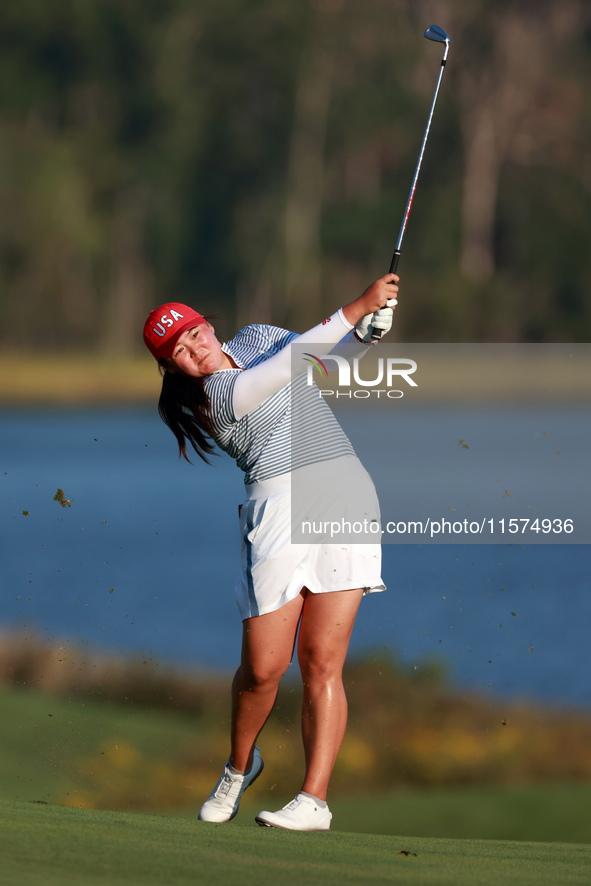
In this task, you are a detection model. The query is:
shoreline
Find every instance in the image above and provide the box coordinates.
[1,349,589,406]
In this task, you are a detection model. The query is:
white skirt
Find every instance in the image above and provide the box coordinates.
[235,456,385,620]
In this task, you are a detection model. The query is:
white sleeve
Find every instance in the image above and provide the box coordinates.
[328,329,375,360]
[232,309,360,420]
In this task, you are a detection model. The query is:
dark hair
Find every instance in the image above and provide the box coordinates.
[157,365,218,463]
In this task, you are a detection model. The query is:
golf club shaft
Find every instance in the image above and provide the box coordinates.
[372,35,449,339]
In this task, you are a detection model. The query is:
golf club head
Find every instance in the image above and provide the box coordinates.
[424,25,450,45]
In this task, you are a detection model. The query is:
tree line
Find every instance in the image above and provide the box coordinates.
[0,0,589,352]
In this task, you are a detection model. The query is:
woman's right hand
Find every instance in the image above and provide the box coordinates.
[341,274,400,327]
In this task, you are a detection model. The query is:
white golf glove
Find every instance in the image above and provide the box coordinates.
[354,300,397,343]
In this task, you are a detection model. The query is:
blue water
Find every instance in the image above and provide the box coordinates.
[1,408,589,708]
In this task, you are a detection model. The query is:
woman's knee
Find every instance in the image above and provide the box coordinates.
[298,644,343,684]
[238,658,288,691]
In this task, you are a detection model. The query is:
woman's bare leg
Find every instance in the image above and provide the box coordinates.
[230,592,305,772]
[297,588,364,800]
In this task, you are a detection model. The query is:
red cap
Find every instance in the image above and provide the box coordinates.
[143,303,207,360]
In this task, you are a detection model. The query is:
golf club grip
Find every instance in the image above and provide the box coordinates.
[371,251,401,340]
[389,250,401,276]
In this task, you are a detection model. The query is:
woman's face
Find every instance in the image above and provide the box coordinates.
[167,323,233,377]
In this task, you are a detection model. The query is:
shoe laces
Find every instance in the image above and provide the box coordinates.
[214,771,241,800]
[284,796,305,812]
[214,777,231,799]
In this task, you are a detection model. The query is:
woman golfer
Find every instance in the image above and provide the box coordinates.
[143,273,398,830]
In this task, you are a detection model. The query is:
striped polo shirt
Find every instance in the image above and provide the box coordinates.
[204,324,356,484]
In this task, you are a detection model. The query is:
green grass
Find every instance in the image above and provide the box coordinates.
[237,783,591,845]
[2,686,591,845]
[1,800,590,886]
[325,784,591,844]
[0,686,209,805]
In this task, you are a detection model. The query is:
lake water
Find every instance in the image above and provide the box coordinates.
[1,407,590,708]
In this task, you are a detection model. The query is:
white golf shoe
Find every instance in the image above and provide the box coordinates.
[198,747,264,823]
[255,793,332,831]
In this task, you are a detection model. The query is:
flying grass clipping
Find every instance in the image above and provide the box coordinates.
[53,487,72,508]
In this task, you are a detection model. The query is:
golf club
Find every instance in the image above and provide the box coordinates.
[372,24,450,340]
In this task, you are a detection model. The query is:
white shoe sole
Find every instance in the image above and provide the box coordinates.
[255,814,330,832]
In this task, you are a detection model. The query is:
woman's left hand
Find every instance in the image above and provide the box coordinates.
[355,305,397,342]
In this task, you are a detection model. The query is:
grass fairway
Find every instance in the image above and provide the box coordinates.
[2,687,591,845]
[1,800,590,886]
[324,784,591,845]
